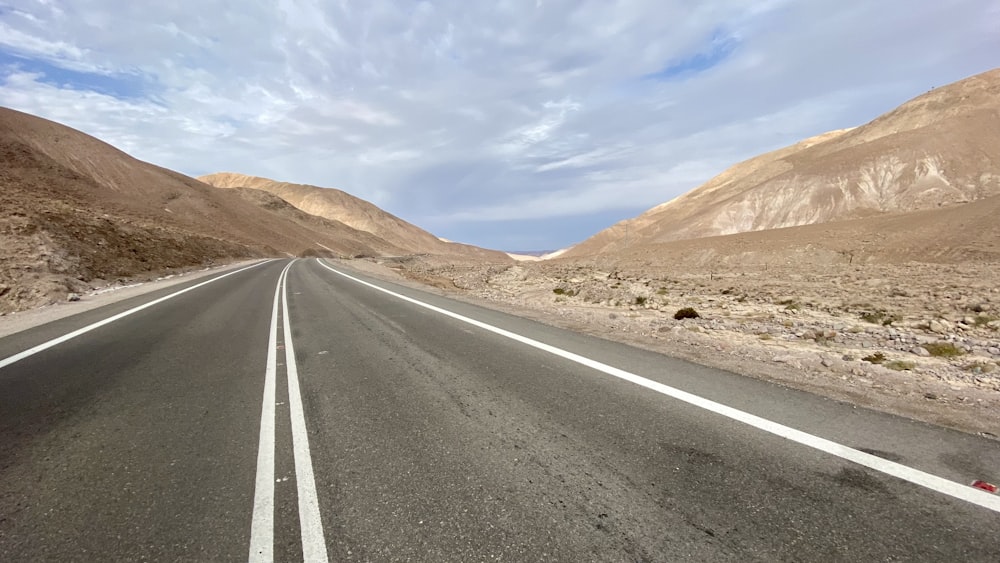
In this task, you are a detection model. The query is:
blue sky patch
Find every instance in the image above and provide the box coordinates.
[0,49,152,101]
[644,31,739,81]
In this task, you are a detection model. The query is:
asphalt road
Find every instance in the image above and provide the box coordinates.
[1,258,999,562]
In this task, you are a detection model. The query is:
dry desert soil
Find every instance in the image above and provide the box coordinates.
[337,254,1000,440]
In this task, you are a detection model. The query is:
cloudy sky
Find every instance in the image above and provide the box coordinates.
[1,1,997,250]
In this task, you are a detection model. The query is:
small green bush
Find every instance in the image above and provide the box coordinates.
[973,315,998,327]
[553,288,576,297]
[923,342,965,358]
[860,310,897,326]
[861,352,886,364]
[634,296,647,306]
[674,307,700,320]
[963,362,995,374]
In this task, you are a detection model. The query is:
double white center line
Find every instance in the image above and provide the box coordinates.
[250,260,328,562]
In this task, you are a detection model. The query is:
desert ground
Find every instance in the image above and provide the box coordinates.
[336,254,1000,439]
[0,260,263,338]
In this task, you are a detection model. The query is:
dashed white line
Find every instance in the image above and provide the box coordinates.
[0,260,271,371]
[315,258,1000,515]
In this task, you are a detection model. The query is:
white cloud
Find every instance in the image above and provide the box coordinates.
[0,0,996,249]
[535,145,633,172]
[359,148,422,165]
[0,23,90,67]
[496,98,582,156]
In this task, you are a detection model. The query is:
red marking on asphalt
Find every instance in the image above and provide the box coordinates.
[971,480,998,493]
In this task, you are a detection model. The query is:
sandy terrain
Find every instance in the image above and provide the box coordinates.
[0,259,261,338]
[337,255,1000,440]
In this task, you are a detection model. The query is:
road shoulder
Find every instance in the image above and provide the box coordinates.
[0,259,263,339]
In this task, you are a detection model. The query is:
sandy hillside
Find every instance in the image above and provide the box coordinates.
[0,107,433,312]
[566,67,1000,257]
[200,172,510,261]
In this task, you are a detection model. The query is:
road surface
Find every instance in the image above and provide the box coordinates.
[1,258,998,561]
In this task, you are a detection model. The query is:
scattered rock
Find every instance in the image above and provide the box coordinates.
[382,257,1000,439]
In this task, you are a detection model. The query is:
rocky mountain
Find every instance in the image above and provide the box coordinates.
[565,67,1000,257]
[199,172,508,260]
[1,107,438,312]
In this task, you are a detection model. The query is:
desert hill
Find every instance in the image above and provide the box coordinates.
[199,172,508,261]
[0,107,428,312]
[588,192,1000,271]
[565,67,1000,257]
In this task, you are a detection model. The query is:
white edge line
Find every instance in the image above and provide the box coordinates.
[315,258,1000,514]
[282,260,330,562]
[0,260,273,371]
[248,262,292,563]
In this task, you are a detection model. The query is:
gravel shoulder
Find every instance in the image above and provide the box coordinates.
[334,256,1000,440]
[0,259,262,339]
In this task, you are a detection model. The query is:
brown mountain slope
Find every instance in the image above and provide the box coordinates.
[565,67,1000,257]
[227,187,410,256]
[0,107,416,312]
[199,172,509,261]
[564,194,1000,272]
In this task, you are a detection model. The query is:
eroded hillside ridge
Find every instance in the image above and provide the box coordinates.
[567,68,1000,257]
[199,172,509,261]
